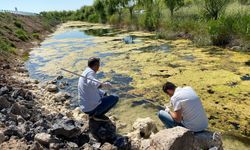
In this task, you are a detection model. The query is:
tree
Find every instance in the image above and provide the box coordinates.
[203,0,230,20]
[93,0,107,23]
[164,0,184,17]
[104,0,120,16]
[123,0,137,20]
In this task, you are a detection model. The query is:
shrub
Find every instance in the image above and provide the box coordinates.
[88,13,99,23]
[32,33,40,39]
[14,21,23,28]
[0,38,15,53]
[202,0,230,20]
[208,19,232,46]
[15,29,29,41]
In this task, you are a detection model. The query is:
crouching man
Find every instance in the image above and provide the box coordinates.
[78,57,119,121]
[158,82,208,132]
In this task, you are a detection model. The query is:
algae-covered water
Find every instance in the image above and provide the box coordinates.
[25,22,250,149]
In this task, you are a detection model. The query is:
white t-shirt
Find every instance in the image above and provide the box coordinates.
[78,67,102,112]
[171,87,208,132]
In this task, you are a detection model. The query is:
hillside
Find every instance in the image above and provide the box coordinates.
[0,13,58,57]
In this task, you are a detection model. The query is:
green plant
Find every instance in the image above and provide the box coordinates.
[94,0,107,23]
[14,21,23,28]
[208,19,232,46]
[238,0,250,5]
[88,13,99,23]
[202,0,230,20]
[32,33,40,39]
[15,29,29,41]
[164,0,184,17]
[0,38,15,52]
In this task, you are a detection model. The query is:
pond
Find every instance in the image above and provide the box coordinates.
[25,22,250,149]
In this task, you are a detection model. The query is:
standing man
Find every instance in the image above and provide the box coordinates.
[158,82,208,132]
[78,57,119,121]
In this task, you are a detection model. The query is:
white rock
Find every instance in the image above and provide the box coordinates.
[34,133,56,146]
[46,84,58,93]
[132,117,158,138]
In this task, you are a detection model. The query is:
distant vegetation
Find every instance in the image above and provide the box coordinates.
[40,0,250,52]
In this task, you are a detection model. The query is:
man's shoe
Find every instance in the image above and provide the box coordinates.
[92,115,109,122]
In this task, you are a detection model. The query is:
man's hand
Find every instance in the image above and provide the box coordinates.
[165,106,170,113]
[102,82,112,89]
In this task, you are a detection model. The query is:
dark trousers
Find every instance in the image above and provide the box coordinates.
[85,95,119,116]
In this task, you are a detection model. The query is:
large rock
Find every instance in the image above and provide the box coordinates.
[149,127,223,150]
[0,86,10,95]
[34,133,58,147]
[132,117,158,138]
[11,88,25,99]
[53,92,71,102]
[0,132,5,144]
[10,103,30,120]
[193,131,223,150]
[46,84,58,93]
[149,127,194,150]
[0,96,11,109]
[4,125,23,138]
[50,118,81,138]
[89,118,117,144]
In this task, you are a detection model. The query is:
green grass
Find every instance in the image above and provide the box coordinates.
[0,38,15,53]
[15,29,29,41]
[32,33,40,39]
[14,21,23,29]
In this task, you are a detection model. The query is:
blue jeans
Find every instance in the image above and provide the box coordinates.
[85,95,119,116]
[158,110,183,128]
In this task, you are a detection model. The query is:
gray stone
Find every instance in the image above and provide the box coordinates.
[140,139,151,150]
[67,142,78,148]
[46,84,58,93]
[54,92,71,102]
[30,141,44,150]
[24,91,34,101]
[0,132,5,144]
[4,125,23,138]
[149,127,194,150]
[132,117,158,138]
[11,88,25,99]
[89,118,116,143]
[17,67,28,73]
[34,80,39,84]
[81,143,94,150]
[114,135,131,150]
[17,115,25,124]
[56,75,63,80]
[100,142,117,150]
[34,133,58,147]
[10,103,30,120]
[2,64,10,69]
[193,131,223,150]
[149,127,223,150]
[0,86,9,95]
[50,118,81,138]
[0,96,11,109]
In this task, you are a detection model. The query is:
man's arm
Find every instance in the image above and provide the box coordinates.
[170,110,182,123]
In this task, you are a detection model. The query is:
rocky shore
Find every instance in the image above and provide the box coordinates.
[0,62,223,149]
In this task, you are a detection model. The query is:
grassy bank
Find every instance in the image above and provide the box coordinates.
[0,12,59,56]
[41,0,250,52]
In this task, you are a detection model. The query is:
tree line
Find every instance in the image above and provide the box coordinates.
[41,0,250,51]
